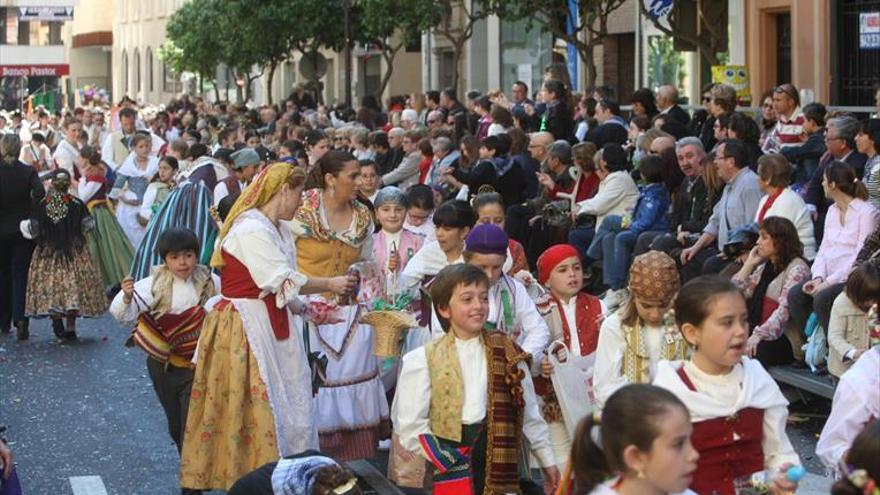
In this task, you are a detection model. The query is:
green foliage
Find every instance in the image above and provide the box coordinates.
[647,36,685,90]
[164,0,225,79]
[358,0,440,47]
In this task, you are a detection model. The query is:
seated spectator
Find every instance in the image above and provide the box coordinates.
[781,102,827,186]
[403,183,436,241]
[805,116,868,244]
[789,162,880,346]
[755,153,817,259]
[655,84,690,127]
[627,114,652,165]
[584,99,628,148]
[827,260,880,378]
[424,136,459,187]
[733,217,811,367]
[440,135,497,200]
[701,83,737,151]
[757,89,778,148]
[506,128,540,200]
[588,154,670,309]
[523,140,578,266]
[568,144,639,262]
[573,94,597,143]
[571,142,601,203]
[712,111,731,150]
[505,131,554,248]
[474,96,493,139]
[690,82,717,144]
[539,79,574,143]
[640,137,723,257]
[488,104,514,136]
[630,88,658,120]
[856,118,880,210]
[415,137,434,185]
[381,129,423,190]
[727,112,763,171]
[680,139,763,282]
[762,83,805,154]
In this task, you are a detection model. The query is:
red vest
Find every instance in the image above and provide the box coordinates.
[677,367,765,495]
[223,176,242,196]
[218,251,289,340]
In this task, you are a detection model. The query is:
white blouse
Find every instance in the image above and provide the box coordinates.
[109,273,221,326]
[593,312,664,408]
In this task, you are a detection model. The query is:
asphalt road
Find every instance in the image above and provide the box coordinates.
[0,314,833,494]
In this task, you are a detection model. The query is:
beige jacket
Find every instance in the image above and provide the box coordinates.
[827,293,871,378]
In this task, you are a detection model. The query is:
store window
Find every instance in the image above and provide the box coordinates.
[500,19,553,100]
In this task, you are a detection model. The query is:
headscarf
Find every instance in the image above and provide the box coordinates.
[373,186,406,208]
[46,170,73,224]
[465,223,508,256]
[210,162,302,268]
[270,453,356,495]
[628,250,680,305]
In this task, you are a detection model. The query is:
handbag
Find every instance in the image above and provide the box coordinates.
[547,341,596,437]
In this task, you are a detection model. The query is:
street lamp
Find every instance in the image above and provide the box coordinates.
[343,0,352,108]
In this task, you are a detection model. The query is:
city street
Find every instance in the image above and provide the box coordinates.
[2,315,834,494]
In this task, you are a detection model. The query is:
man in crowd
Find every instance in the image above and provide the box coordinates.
[656,85,690,126]
[679,139,763,281]
[762,83,805,154]
[101,107,138,172]
[585,99,628,148]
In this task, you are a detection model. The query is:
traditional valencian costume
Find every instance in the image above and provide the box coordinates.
[396,327,555,494]
[593,251,689,408]
[110,151,158,248]
[78,172,135,288]
[180,165,318,490]
[289,188,390,461]
[23,170,107,330]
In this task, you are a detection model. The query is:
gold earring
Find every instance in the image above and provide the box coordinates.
[638,470,645,479]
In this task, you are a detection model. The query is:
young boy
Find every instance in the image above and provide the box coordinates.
[533,244,604,469]
[109,227,218,495]
[359,159,381,204]
[455,223,550,367]
[395,264,560,495]
[782,101,827,186]
[403,184,436,242]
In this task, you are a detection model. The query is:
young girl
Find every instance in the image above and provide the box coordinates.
[593,251,688,408]
[23,170,107,341]
[653,275,801,495]
[827,260,880,377]
[534,244,603,470]
[403,184,436,242]
[372,186,425,292]
[829,420,880,495]
[138,156,178,228]
[395,264,559,495]
[400,199,474,294]
[77,148,135,289]
[472,192,528,276]
[558,384,699,495]
[110,132,159,247]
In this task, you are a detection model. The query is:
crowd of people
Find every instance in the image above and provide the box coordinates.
[0,65,879,495]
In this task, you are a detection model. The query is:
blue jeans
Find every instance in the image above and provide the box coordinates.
[587,215,623,261]
[568,226,595,262]
[607,230,638,289]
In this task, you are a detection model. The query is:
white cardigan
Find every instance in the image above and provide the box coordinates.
[755,188,817,260]
[574,170,639,227]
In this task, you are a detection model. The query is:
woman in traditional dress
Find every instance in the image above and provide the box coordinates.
[110,132,158,248]
[23,169,107,340]
[289,150,390,461]
[180,163,356,491]
[77,148,135,289]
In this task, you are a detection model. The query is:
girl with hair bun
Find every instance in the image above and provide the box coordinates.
[560,384,698,495]
[109,131,159,247]
[653,276,801,495]
[77,146,135,289]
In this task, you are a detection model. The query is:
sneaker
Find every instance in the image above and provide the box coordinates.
[602,289,628,311]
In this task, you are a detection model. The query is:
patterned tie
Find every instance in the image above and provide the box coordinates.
[500,286,514,334]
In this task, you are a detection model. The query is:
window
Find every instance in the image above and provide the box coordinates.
[122,50,129,96]
[163,62,182,93]
[134,49,141,94]
[146,47,154,92]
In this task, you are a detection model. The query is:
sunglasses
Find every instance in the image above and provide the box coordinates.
[774,84,798,101]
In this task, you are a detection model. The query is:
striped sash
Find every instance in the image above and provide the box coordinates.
[132,301,206,367]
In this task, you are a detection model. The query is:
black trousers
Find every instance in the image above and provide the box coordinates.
[787,281,844,338]
[754,335,795,368]
[0,235,34,330]
[146,356,194,453]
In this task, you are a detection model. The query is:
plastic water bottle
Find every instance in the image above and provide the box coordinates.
[733,465,806,494]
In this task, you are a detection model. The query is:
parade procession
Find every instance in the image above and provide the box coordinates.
[0,1,879,494]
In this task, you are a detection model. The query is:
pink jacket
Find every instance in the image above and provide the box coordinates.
[372,229,425,273]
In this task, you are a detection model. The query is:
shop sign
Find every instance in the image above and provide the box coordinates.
[0,65,70,77]
[861,12,880,50]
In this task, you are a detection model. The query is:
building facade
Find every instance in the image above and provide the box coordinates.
[0,0,76,111]
[64,0,113,108]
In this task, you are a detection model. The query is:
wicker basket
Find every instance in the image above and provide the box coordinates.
[360,310,418,358]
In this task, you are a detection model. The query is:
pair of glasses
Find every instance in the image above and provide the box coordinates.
[775,84,798,101]
[702,96,711,103]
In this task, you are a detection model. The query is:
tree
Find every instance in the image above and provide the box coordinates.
[164,0,225,96]
[428,0,502,96]
[359,0,440,102]
[502,0,627,89]
[638,0,727,66]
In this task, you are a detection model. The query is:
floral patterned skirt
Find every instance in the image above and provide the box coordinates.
[179,306,279,491]
[25,243,108,317]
